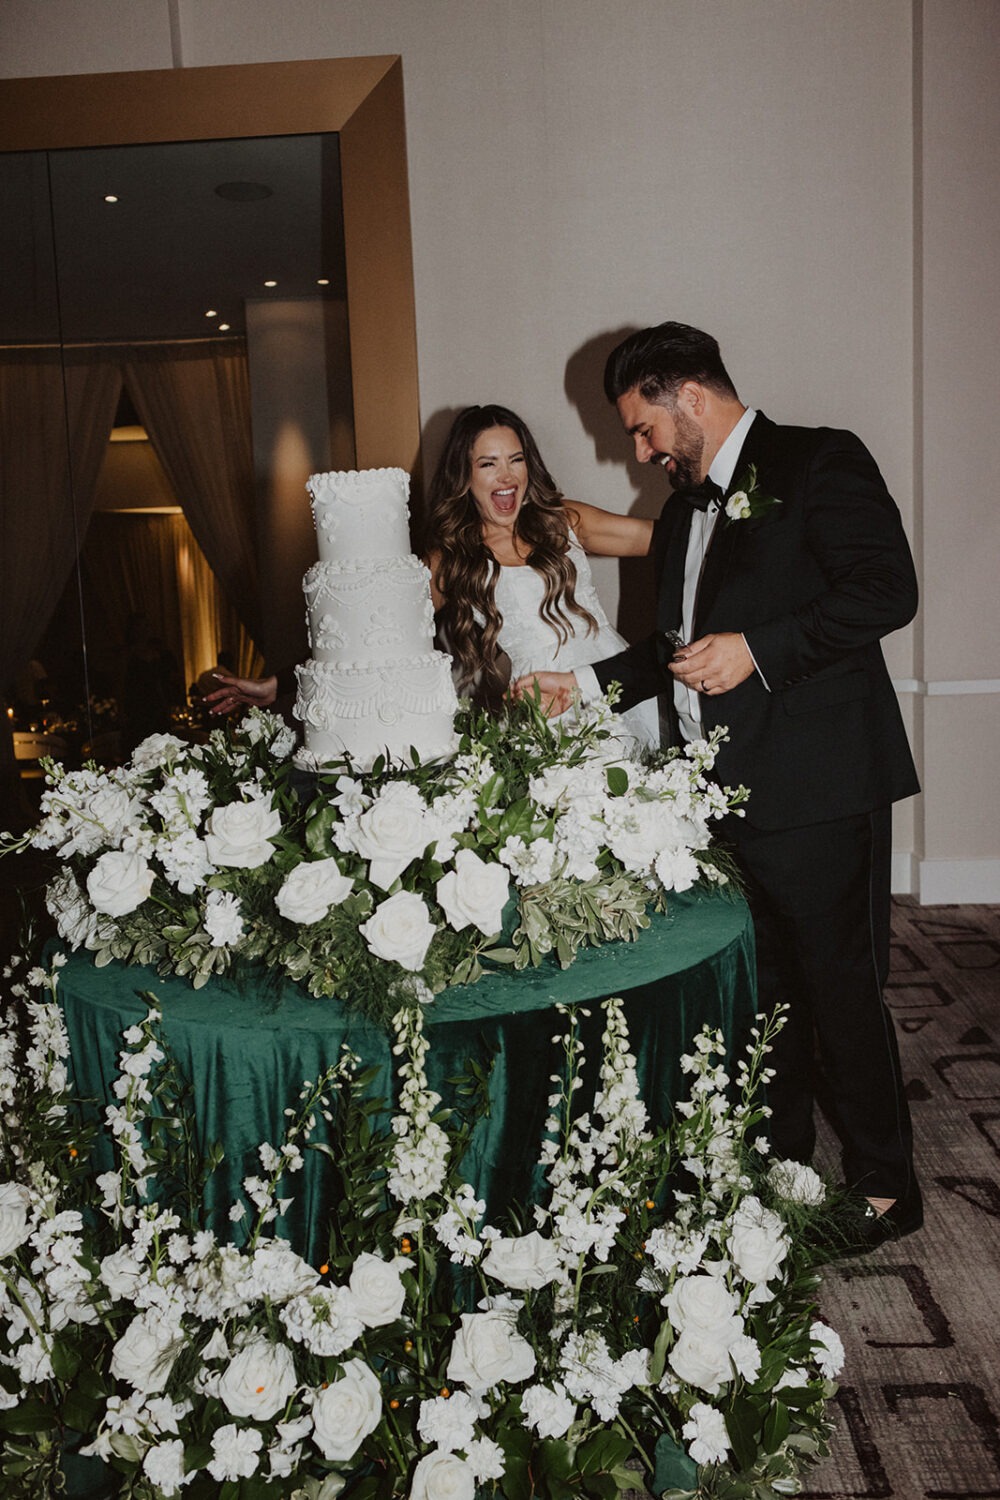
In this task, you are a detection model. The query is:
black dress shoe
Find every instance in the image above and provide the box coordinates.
[835,1182,924,1257]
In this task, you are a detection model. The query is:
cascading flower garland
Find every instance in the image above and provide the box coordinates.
[0,951,843,1500]
[2,694,747,1024]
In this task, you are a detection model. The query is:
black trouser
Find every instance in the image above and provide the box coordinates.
[727,807,915,1198]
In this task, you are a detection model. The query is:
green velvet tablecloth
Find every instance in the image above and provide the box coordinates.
[56,890,756,1262]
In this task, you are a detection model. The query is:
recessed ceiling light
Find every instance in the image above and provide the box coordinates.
[214,181,273,202]
[205,310,218,319]
[316,278,330,286]
[264,280,277,288]
[104,194,119,204]
[218,323,231,332]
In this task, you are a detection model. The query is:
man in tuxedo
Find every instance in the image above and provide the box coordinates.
[519,321,922,1245]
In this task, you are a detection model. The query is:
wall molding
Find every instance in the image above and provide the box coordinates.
[892,678,1000,695]
[891,850,917,896]
[916,858,1000,905]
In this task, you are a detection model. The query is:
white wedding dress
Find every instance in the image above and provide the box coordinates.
[492,533,660,750]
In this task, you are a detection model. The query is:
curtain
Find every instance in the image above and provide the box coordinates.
[122,341,262,645]
[0,349,121,692]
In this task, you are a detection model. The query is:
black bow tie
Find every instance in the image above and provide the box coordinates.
[676,477,723,512]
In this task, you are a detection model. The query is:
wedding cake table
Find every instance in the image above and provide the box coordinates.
[56,890,755,1264]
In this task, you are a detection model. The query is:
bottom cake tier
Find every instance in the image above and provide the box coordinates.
[294,652,460,769]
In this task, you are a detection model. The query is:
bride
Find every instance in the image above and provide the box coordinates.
[422,404,659,747]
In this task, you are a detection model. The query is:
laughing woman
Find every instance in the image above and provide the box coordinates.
[422,404,659,746]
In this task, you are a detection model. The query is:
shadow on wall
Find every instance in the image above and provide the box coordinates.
[564,325,665,644]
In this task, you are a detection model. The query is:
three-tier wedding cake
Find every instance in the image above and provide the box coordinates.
[293,468,459,769]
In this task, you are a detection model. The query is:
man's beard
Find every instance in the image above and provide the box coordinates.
[665,407,705,491]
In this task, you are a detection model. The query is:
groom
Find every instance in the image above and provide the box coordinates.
[518,321,922,1244]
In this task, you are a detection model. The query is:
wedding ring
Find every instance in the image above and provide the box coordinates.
[701,679,708,692]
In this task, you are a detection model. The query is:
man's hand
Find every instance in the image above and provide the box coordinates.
[511,671,578,717]
[669,633,755,696]
[203,673,279,715]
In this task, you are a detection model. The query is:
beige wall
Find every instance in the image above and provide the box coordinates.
[3,0,997,901]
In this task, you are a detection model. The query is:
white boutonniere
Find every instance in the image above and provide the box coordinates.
[725,464,781,524]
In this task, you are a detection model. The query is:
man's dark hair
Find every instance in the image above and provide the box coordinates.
[603,321,739,406]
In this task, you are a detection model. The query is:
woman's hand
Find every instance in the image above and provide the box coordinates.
[511,671,577,716]
[203,673,279,715]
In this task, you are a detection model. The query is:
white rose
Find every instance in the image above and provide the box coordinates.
[665,1274,742,1334]
[311,1359,382,1463]
[481,1231,560,1291]
[728,1197,788,1286]
[446,1308,536,1392]
[352,782,434,889]
[767,1159,827,1206]
[436,849,509,937]
[217,1337,297,1420]
[87,782,140,846]
[410,1450,477,1500]
[87,850,155,917]
[668,1326,741,1394]
[345,1252,410,1328]
[204,795,281,869]
[275,859,353,924]
[0,1183,32,1257]
[109,1311,183,1392]
[522,1381,576,1439]
[360,891,435,971]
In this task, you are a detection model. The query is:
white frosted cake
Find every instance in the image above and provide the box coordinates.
[293,468,459,769]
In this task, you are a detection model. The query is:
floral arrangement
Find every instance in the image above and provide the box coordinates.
[4,696,747,1024]
[724,467,781,525]
[0,951,843,1500]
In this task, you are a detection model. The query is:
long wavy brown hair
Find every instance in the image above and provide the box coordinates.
[422,405,598,706]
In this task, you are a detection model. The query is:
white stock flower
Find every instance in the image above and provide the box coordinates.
[203,890,244,948]
[522,1381,576,1439]
[767,1159,827,1206]
[436,849,509,937]
[345,1251,410,1327]
[204,794,281,869]
[410,1449,477,1500]
[728,1196,788,1287]
[311,1359,382,1463]
[481,1231,561,1291]
[0,1182,32,1257]
[360,890,435,971]
[217,1337,297,1420]
[109,1310,184,1393]
[446,1308,536,1393]
[86,850,155,917]
[155,830,214,893]
[351,781,434,889]
[275,858,353,924]
[683,1401,731,1464]
[810,1320,845,1378]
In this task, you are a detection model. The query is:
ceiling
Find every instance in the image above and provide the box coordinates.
[1,131,346,345]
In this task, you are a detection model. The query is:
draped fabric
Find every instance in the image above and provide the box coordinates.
[0,349,122,691]
[122,341,262,645]
[80,511,261,694]
[54,894,757,1265]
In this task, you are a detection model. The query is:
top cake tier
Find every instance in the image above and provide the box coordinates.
[306,467,412,564]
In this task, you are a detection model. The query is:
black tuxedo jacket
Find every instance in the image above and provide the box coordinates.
[593,414,920,830]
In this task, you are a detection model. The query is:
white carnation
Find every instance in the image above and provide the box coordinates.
[203,890,244,948]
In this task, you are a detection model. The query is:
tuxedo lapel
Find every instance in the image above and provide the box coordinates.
[693,413,776,632]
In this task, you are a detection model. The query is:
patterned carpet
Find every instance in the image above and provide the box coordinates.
[801,899,1000,1500]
